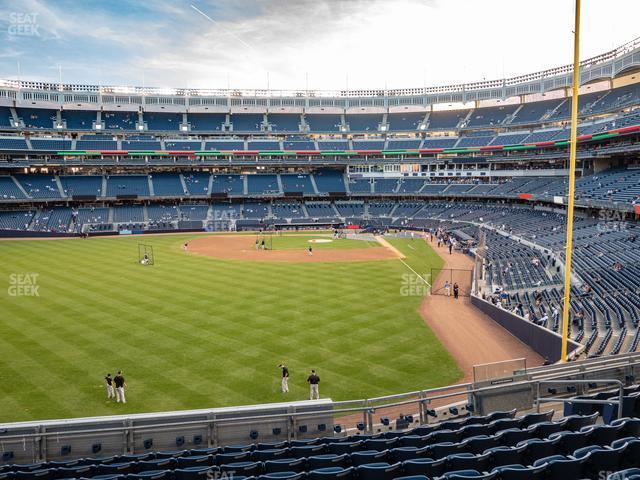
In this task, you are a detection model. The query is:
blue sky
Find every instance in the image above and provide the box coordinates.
[1,0,639,91]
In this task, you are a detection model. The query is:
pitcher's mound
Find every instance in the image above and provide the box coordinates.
[188,235,401,263]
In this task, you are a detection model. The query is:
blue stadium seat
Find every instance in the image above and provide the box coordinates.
[306,454,348,470]
[307,467,354,480]
[573,444,625,478]
[128,470,171,480]
[95,462,135,475]
[532,455,584,478]
[263,458,305,473]
[490,464,546,480]
[290,445,325,458]
[440,469,496,479]
[215,452,252,465]
[258,472,305,480]
[327,442,362,455]
[350,450,390,466]
[446,452,490,472]
[355,462,401,480]
[174,466,217,480]
[402,458,446,478]
[389,446,430,462]
[176,456,211,468]
[220,461,262,476]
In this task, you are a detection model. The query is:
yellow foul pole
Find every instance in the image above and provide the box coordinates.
[561,0,581,362]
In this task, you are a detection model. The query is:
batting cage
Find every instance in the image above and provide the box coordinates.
[430,268,473,296]
[255,232,273,250]
[138,244,155,266]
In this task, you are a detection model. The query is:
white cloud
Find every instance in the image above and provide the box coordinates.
[1,0,639,91]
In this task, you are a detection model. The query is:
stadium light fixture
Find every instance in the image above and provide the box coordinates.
[94,124,102,130]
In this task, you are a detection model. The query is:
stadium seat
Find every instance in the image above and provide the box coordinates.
[446,452,491,472]
[573,444,625,478]
[258,472,305,480]
[350,450,390,466]
[402,458,446,478]
[176,455,212,468]
[307,466,354,480]
[137,458,176,472]
[532,455,584,478]
[128,470,171,480]
[355,462,401,480]
[174,466,216,480]
[95,462,135,475]
[252,449,290,461]
[220,461,262,476]
[484,445,526,468]
[263,458,306,473]
[440,469,496,479]
[490,464,546,480]
[389,446,431,462]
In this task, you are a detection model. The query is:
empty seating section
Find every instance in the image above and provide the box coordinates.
[76,137,117,150]
[113,205,144,223]
[74,208,109,230]
[455,136,494,148]
[0,107,14,127]
[352,140,384,150]
[317,141,349,151]
[122,139,162,150]
[387,139,422,149]
[269,114,301,132]
[248,141,281,151]
[16,108,56,129]
[388,112,425,131]
[283,140,316,151]
[151,174,186,196]
[306,202,337,218]
[524,130,561,143]
[243,201,269,218]
[212,203,242,220]
[373,179,399,193]
[211,175,243,195]
[165,141,202,151]
[247,175,280,195]
[346,114,382,132]
[272,202,305,218]
[0,210,34,230]
[421,138,457,149]
[490,133,530,146]
[106,176,150,197]
[231,114,264,132]
[205,140,245,151]
[60,176,102,197]
[7,407,640,480]
[349,179,372,194]
[465,104,519,128]
[428,110,469,130]
[30,138,72,150]
[62,110,97,129]
[281,174,315,194]
[144,112,182,131]
[368,201,395,216]
[305,115,342,132]
[183,173,211,195]
[147,204,180,221]
[335,201,364,217]
[511,98,565,124]
[180,205,210,220]
[0,137,28,149]
[14,175,61,198]
[102,111,137,130]
[314,170,345,193]
[189,113,226,131]
[0,177,27,199]
[398,179,426,193]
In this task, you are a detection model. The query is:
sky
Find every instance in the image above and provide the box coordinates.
[0,0,638,92]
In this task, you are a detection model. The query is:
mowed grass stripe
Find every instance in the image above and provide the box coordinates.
[0,235,461,421]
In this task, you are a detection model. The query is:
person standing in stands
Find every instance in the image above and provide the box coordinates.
[453,282,459,299]
[105,373,115,400]
[278,364,289,393]
[307,369,320,400]
[114,371,126,403]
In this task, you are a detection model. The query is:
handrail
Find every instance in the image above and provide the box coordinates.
[534,378,624,419]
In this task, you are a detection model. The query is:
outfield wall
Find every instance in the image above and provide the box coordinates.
[470,295,582,363]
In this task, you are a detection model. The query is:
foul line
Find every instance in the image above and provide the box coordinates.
[399,258,431,287]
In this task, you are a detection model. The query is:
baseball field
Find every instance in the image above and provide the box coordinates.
[0,233,461,422]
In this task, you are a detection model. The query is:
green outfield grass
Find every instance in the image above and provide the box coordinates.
[0,234,460,422]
